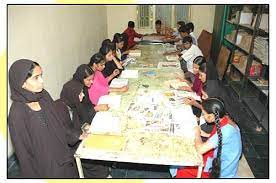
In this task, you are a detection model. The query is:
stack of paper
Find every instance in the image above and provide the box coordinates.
[120,70,139,78]
[166,55,179,61]
[129,50,141,57]
[97,95,121,109]
[91,112,121,134]
[110,78,128,88]
[157,62,180,69]
[259,14,268,32]
[253,36,268,65]
[164,79,189,90]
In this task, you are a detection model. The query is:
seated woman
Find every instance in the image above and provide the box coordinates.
[100,41,124,79]
[56,64,99,136]
[88,53,128,105]
[121,32,130,60]
[8,59,79,178]
[113,33,125,61]
[179,56,208,124]
[56,64,110,178]
[176,98,242,178]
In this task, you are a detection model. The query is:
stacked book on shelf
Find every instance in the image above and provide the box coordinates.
[253,36,268,65]
[236,31,253,52]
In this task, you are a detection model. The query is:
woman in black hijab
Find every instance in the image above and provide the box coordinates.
[56,64,110,178]
[58,64,96,129]
[8,59,79,178]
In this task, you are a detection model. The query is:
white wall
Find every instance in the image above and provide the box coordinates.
[8,5,108,157]
[190,5,216,37]
[107,5,137,39]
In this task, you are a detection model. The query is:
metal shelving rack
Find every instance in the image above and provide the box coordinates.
[222,5,269,131]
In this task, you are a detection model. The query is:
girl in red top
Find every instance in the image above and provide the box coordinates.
[177,56,208,124]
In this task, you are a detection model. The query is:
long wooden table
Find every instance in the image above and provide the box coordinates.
[74,43,203,178]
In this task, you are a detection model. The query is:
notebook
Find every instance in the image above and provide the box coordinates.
[84,134,126,152]
[110,78,128,88]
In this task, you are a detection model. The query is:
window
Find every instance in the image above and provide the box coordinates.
[137,5,190,29]
[137,5,153,28]
[175,5,190,27]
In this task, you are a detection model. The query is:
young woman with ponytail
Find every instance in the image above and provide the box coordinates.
[176,98,242,178]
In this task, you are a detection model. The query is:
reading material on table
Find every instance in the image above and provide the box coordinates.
[122,57,136,67]
[166,55,179,61]
[129,49,141,57]
[158,62,180,69]
[120,70,139,78]
[142,35,165,42]
[97,95,121,109]
[164,79,189,90]
[91,112,121,134]
[83,134,126,152]
[110,78,128,88]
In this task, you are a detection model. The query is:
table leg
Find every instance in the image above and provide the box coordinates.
[197,166,203,178]
[75,154,84,178]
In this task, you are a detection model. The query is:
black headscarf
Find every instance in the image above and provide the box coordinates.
[73,64,93,84]
[8,59,78,177]
[9,59,45,103]
[60,80,83,109]
[60,64,95,127]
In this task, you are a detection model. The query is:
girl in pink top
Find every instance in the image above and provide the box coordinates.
[88,52,128,105]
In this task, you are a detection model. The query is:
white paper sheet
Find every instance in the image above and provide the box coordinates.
[157,62,180,69]
[97,95,121,109]
[120,70,139,78]
[110,78,128,88]
[166,55,179,61]
[129,50,141,57]
[91,112,121,134]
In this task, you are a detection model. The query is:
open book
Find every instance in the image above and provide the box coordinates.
[110,78,128,88]
[120,70,139,78]
[90,112,121,135]
[97,95,121,109]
